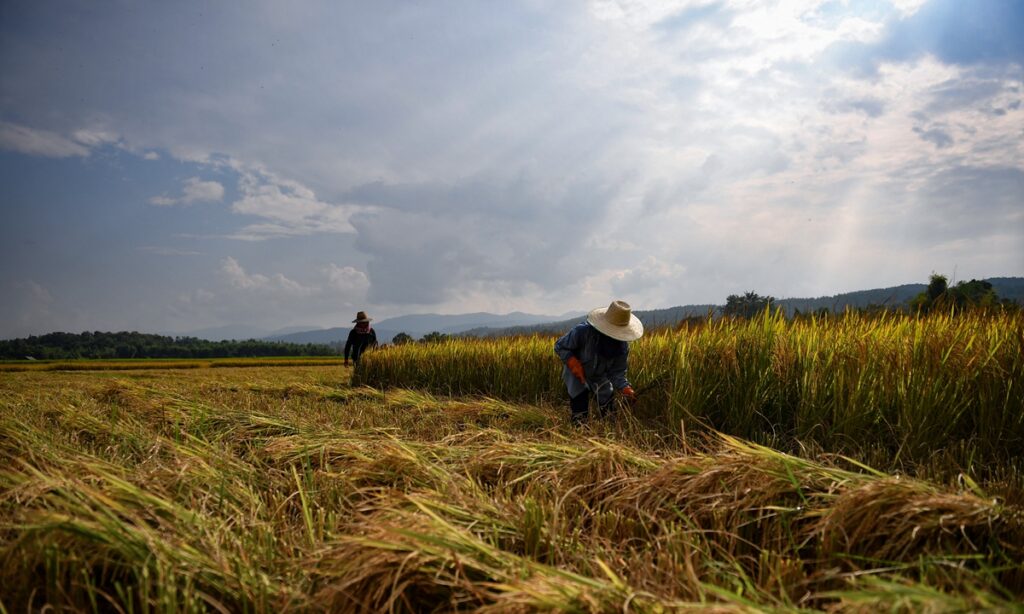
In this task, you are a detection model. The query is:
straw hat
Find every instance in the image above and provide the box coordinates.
[352,311,373,323]
[587,300,643,342]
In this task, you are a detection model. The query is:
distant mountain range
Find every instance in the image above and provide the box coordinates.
[172,277,1023,344]
[174,312,586,344]
[170,324,323,342]
[263,311,585,345]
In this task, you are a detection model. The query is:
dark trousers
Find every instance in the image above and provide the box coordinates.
[570,391,611,423]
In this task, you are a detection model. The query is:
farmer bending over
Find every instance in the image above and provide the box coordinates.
[344,311,378,366]
[554,300,643,424]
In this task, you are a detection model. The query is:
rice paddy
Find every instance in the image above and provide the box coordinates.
[358,311,1024,488]
[2,312,1023,612]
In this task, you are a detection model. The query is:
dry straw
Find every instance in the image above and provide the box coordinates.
[2,345,1022,612]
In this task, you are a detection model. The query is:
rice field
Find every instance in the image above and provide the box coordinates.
[2,360,1023,612]
[357,311,1024,486]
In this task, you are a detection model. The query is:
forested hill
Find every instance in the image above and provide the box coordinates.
[0,331,336,360]
[462,277,1023,337]
[774,277,1023,315]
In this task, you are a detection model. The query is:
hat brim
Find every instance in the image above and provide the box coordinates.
[352,318,373,323]
[587,307,644,341]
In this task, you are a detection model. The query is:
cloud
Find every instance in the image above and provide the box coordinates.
[345,175,616,304]
[175,288,216,308]
[0,122,90,157]
[323,263,370,297]
[608,256,687,298]
[913,125,954,148]
[0,122,125,159]
[822,95,887,118]
[182,177,224,203]
[220,256,315,296]
[913,165,1024,242]
[653,2,735,35]
[0,280,56,339]
[191,258,371,328]
[138,246,203,256]
[228,171,369,239]
[923,77,1011,114]
[70,128,119,147]
[830,0,1024,75]
[149,177,224,207]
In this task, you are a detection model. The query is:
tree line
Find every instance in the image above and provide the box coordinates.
[0,331,336,360]
[724,274,1018,320]
[908,275,1011,313]
[390,331,450,345]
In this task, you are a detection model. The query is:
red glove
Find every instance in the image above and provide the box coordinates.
[620,386,636,401]
[566,356,586,384]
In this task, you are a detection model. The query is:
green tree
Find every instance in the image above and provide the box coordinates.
[420,331,449,344]
[910,274,947,313]
[723,291,775,319]
[392,332,413,345]
[949,279,998,309]
[911,274,1002,314]
[927,274,948,301]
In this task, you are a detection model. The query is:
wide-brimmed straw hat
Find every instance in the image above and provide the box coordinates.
[352,311,373,323]
[587,300,643,342]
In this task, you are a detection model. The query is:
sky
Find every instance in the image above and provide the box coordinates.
[1,0,1022,337]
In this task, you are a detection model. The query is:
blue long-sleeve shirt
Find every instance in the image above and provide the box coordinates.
[553,322,630,404]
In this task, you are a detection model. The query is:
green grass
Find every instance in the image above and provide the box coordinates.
[0,356,345,372]
[1,366,1022,612]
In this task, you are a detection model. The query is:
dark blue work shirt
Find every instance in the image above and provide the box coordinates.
[553,322,630,404]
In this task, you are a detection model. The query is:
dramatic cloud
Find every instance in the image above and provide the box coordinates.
[0,0,1020,336]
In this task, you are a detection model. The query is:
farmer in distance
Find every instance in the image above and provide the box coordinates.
[344,311,378,366]
[554,300,643,423]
